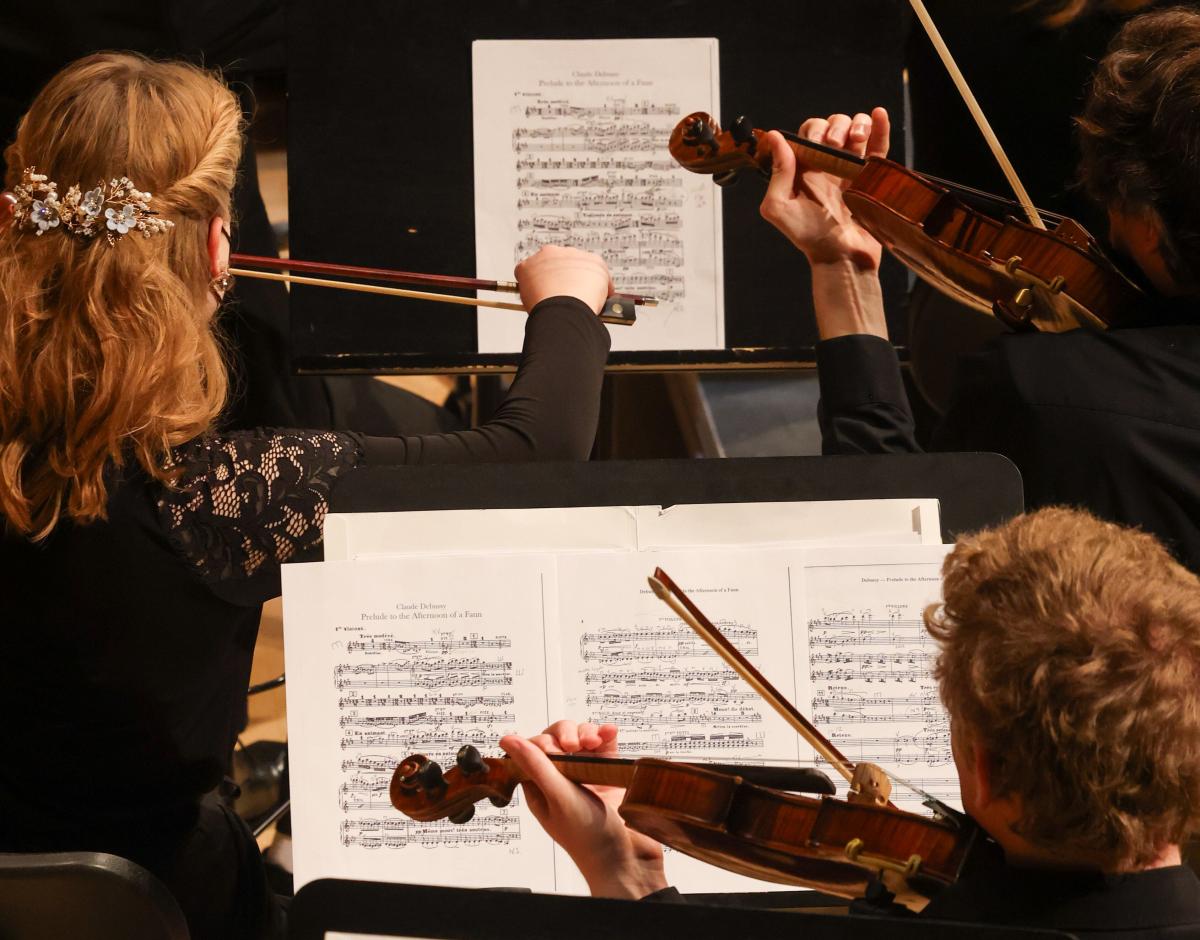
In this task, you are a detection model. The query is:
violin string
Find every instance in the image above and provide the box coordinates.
[778,128,1068,224]
[878,766,962,824]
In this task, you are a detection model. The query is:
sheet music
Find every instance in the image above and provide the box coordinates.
[472,38,722,353]
[284,539,962,895]
[554,548,807,894]
[283,555,560,892]
[794,545,959,813]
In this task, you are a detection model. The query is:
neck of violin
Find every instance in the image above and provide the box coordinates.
[521,754,838,795]
[781,132,866,182]
[545,754,636,788]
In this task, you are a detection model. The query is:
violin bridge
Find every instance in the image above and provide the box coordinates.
[848,762,892,806]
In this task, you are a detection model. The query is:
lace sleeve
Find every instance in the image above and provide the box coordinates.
[156,429,361,602]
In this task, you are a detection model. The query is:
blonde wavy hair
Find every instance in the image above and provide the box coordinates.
[926,507,1200,868]
[0,52,243,539]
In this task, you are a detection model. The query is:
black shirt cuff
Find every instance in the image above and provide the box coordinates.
[816,334,907,414]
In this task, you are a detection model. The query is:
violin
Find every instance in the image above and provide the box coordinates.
[390,745,986,911]
[668,112,1144,333]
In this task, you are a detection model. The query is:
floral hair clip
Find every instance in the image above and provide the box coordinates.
[9,166,173,245]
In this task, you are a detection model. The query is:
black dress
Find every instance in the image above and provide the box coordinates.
[0,297,609,940]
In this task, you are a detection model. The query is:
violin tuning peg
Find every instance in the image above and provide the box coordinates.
[456,745,487,776]
[730,115,755,146]
[415,759,447,794]
[713,171,740,188]
[488,795,512,808]
[449,805,476,825]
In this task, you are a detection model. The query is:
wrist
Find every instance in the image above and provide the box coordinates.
[585,862,669,900]
[809,258,888,340]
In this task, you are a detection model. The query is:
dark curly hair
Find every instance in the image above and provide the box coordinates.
[926,507,1200,868]
[1076,7,1200,292]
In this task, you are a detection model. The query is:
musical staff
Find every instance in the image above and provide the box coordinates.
[339,816,521,849]
[339,710,516,728]
[585,688,758,707]
[337,692,515,709]
[345,633,512,654]
[580,623,759,663]
[615,732,765,756]
[333,658,513,690]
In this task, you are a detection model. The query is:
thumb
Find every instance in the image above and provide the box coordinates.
[763,130,797,203]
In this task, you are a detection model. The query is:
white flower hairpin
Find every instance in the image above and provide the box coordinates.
[9,167,173,245]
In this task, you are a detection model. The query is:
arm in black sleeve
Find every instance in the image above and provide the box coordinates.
[354,296,610,466]
[815,334,922,455]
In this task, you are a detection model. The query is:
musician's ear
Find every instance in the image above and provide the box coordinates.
[207,215,229,278]
[1107,204,1181,296]
[951,719,995,812]
[968,742,996,808]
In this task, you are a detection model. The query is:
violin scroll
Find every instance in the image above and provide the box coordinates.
[669,110,1143,332]
[669,112,770,183]
[390,746,517,823]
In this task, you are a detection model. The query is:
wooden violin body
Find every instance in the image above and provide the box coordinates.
[670,112,1144,332]
[391,747,985,911]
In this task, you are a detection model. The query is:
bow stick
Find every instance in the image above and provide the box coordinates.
[648,567,894,807]
[907,0,1046,231]
[228,253,655,324]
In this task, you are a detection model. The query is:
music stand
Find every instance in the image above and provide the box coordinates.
[328,452,1023,543]
[288,879,1075,940]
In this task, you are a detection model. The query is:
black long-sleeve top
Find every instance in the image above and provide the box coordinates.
[0,296,608,939]
[816,299,1200,571]
[645,863,1200,936]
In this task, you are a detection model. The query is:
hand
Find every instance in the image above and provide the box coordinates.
[759,107,891,270]
[499,720,667,899]
[515,246,614,315]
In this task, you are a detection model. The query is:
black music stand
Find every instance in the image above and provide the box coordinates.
[287,879,1074,940]
[328,452,1023,544]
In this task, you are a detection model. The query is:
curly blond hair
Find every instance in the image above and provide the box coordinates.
[926,507,1200,868]
[0,53,243,538]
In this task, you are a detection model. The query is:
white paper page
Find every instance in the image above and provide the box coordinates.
[472,38,723,352]
[636,499,942,550]
[283,555,562,892]
[323,506,637,562]
[554,548,812,893]
[794,544,960,814]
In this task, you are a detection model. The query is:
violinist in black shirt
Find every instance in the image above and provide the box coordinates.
[0,52,614,940]
[761,6,1200,573]
[502,507,1200,936]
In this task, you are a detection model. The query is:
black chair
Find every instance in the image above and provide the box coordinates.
[0,852,188,940]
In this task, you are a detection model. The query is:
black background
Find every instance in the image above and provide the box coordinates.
[286,0,910,372]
